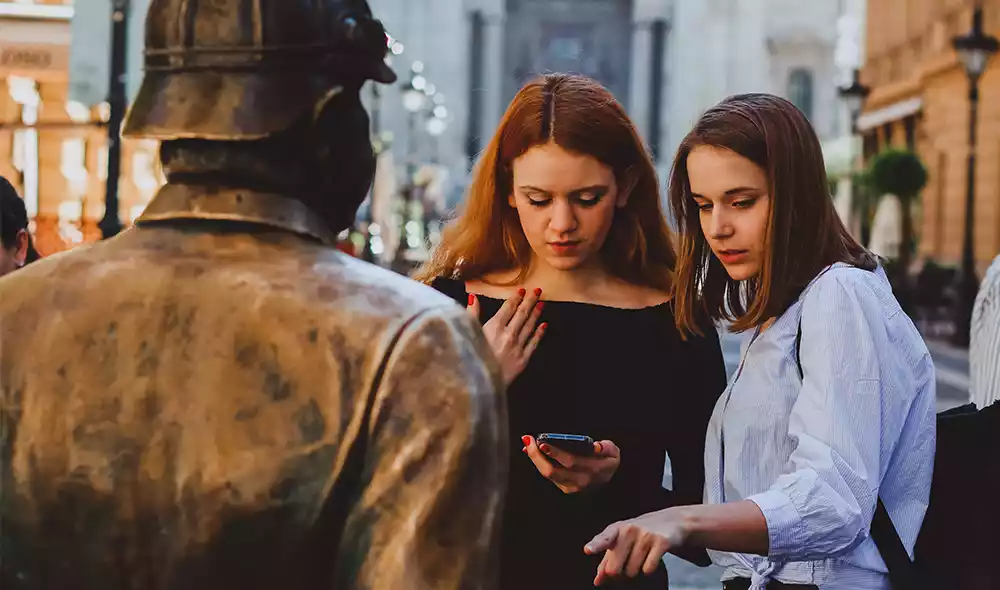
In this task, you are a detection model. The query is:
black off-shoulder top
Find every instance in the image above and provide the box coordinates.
[431,277,728,590]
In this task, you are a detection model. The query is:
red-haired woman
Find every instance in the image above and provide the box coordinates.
[415,74,728,589]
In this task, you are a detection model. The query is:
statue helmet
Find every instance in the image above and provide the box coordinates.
[122,0,396,141]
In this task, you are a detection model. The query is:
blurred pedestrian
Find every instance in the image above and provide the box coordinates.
[970,254,1000,409]
[416,73,727,590]
[586,94,936,590]
[0,1,507,589]
[0,175,39,277]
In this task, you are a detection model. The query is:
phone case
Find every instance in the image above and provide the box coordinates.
[536,433,595,456]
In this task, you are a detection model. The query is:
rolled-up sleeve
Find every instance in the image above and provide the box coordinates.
[748,273,892,562]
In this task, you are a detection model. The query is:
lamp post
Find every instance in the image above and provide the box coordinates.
[100,0,129,239]
[837,68,871,244]
[393,61,429,275]
[951,6,998,347]
[838,68,870,134]
[401,61,428,180]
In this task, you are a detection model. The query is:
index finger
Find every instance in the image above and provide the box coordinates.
[491,288,525,326]
[585,522,621,555]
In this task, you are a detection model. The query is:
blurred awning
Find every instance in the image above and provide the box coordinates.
[857,97,922,132]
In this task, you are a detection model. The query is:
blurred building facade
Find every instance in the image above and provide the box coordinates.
[0,0,160,257]
[668,0,846,154]
[861,0,1000,272]
[367,0,676,209]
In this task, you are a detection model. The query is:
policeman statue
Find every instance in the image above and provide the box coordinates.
[0,1,507,589]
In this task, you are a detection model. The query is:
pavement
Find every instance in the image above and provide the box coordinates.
[658,329,972,590]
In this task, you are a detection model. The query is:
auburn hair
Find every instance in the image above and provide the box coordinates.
[669,93,875,336]
[414,73,676,290]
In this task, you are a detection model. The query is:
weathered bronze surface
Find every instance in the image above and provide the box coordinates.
[0,1,508,588]
[0,211,508,588]
[124,0,396,141]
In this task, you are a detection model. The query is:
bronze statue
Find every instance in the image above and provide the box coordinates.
[0,1,507,589]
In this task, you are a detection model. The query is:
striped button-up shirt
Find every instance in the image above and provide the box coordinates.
[971,255,1000,409]
[705,263,937,589]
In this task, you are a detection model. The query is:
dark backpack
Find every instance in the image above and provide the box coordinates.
[795,323,1000,590]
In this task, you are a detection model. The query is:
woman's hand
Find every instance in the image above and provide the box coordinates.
[468,288,546,385]
[583,506,691,586]
[521,435,621,494]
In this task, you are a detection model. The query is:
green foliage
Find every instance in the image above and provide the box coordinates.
[866,148,928,203]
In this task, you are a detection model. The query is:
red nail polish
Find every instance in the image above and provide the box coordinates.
[518,288,526,297]
[536,302,544,312]
[540,444,550,453]
[540,322,548,331]
[522,447,528,453]
[467,293,475,306]
[521,435,531,446]
[534,288,542,297]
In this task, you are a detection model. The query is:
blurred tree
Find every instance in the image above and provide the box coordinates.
[866,148,928,312]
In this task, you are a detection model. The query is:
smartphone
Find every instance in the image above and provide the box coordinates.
[536,433,595,456]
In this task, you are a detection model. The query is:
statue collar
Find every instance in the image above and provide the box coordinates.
[137,183,338,245]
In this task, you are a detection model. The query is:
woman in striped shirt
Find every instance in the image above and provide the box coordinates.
[584,94,936,590]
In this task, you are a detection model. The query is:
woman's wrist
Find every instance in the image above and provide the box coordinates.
[671,502,770,555]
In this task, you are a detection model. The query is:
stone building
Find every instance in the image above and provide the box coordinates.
[860,0,1000,272]
[367,0,676,209]
[0,0,161,256]
[667,0,846,154]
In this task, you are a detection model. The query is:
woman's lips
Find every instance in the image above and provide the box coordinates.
[549,241,581,255]
[717,249,749,264]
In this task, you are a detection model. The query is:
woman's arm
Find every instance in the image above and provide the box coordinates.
[586,270,913,583]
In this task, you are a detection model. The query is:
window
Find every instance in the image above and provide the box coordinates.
[61,138,88,186]
[904,116,916,150]
[8,76,39,218]
[787,68,814,120]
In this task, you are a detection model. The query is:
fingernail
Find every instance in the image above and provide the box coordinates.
[518,288,526,297]
[521,447,527,453]
[467,293,475,306]
[536,302,544,312]
[521,435,531,446]
[539,444,550,454]
[540,322,548,331]
[534,288,542,296]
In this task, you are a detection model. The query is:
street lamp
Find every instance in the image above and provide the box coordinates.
[401,62,427,180]
[951,6,998,347]
[837,68,871,245]
[393,61,430,275]
[838,68,870,134]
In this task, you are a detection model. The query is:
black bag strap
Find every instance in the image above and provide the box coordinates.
[795,314,922,589]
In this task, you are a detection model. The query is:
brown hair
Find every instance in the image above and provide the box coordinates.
[669,93,875,335]
[414,73,675,290]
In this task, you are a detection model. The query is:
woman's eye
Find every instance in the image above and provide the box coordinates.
[527,197,550,207]
[696,202,712,211]
[576,193,604,206]
[733,198,757,209]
